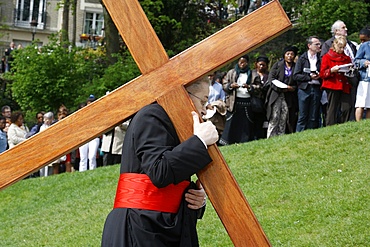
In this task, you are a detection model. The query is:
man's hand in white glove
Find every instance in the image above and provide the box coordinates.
[192,111,218,146]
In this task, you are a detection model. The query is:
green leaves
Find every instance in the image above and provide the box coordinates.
[295,0,369,39]
[5,34,106,120]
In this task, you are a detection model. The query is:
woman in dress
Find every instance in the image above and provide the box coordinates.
[265,46,298,138]
[219,55,254,145]
[354,30,370,121]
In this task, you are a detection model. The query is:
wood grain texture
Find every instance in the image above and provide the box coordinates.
[0,1,290,245]
[157,87,270,246]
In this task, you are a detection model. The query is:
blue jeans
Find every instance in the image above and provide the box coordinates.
[296,85,321,132]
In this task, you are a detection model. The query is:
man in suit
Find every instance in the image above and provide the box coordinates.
[294,36,322,132]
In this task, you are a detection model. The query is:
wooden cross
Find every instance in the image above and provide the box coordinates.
[0,1,291,245]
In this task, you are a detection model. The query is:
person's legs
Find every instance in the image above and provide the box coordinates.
[52,163,59,175]
[296,88,310,132]
[340,92,352,123]
[325,89,340,126]
[348,76,358,121]
[308,86,321,129]
[355,107,364,121]
[112,154,122,165]
[239,105,254,143]
[267,96,283,138]
[103,152,111,166]
[88,138,100,170]
[79,143,89,172]
[279,98,288,135]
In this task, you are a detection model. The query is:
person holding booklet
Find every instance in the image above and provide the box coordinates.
[265,46,298,138]
[320,36,352,126]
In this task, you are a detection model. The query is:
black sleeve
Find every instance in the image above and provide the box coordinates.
[293,56,311,84]
[133,105,212,187]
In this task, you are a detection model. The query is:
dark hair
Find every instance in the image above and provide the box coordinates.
[211,71,224,85]
[359,28,370,37]
[35,111,45,118]
[10,111,24,123]
[0,115,5,121]
[307,36,320,45]
[256,55,269,64]
[283,45,298,57]
[240,54,249,62]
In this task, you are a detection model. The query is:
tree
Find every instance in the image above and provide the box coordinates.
[71,0,77,46]
[4,34,106,122]
[296,0,369,41]
[139,0,231,55]
[61,0,71,43]
[100,0,120,65]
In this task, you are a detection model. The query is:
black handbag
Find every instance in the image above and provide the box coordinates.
[250,96,265,113]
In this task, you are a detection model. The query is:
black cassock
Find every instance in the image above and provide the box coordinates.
[101,103,212,247]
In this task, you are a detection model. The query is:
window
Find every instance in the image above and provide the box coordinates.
[15,0,46,29]
[83,12,104,36]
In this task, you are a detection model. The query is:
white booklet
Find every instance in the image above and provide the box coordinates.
[202,107,216,120]
[337,63,353,72]
[272,79,288,89]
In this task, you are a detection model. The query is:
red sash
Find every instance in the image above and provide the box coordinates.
[113,173,190,213]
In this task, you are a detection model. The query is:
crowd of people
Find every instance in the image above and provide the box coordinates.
[203,20,370,146]
[0,95,129,177]
[2,19,369,168]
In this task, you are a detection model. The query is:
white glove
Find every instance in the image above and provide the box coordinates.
[192,111,218,146]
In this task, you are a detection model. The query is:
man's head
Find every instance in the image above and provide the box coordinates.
[307,36,321,54]
[332,20,347,37]
[359,28,370,44]
[0,116,6,131]
[43,112,54,126]
[1,106,11,118]
[186,76,209,116]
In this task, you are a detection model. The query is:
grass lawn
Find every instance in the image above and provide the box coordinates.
[0,120,369,246]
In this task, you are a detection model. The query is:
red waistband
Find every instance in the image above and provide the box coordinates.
[113,173,190,213]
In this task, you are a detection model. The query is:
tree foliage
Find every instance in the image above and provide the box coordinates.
[279,0,370,42]
[86,52,140,98]
[4,34,106,120]
[140,0,231,55]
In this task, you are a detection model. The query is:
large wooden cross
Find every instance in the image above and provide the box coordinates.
[0,1,291,245]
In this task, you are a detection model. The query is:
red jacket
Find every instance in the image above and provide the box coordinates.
[320,49,352,94]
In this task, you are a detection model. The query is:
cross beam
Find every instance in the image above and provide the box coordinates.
[0,1,291,245]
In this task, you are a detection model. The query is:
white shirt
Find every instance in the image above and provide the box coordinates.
[308,53,320,85]
[236,73,251,98]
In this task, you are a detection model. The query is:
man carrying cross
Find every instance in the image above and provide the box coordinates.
[101,77,219,246]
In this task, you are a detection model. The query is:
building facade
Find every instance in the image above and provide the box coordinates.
[0,0,104,54]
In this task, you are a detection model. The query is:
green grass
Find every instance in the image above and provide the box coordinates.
[1,120,369,246]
